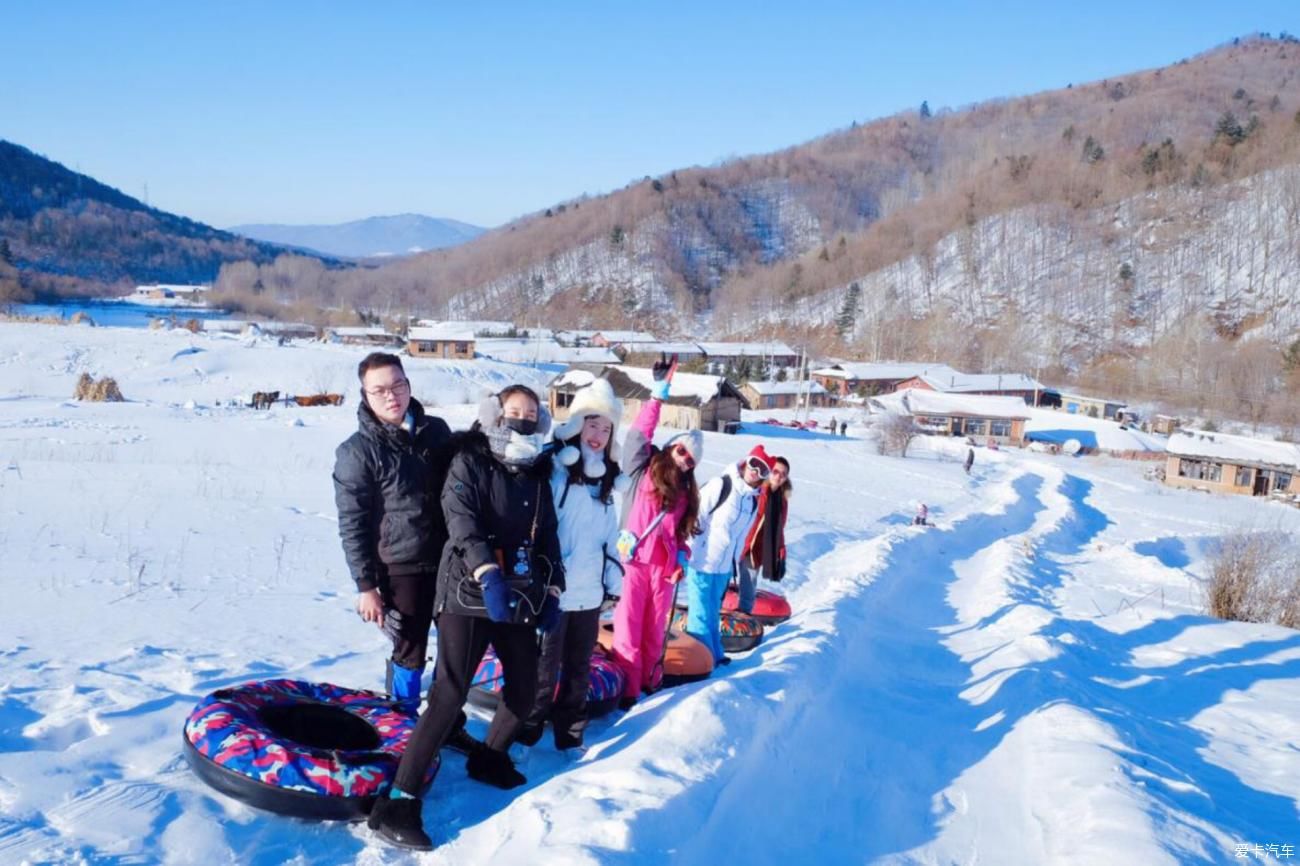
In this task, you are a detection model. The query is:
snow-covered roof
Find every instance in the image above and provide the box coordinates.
[328,326,400,338]
[475,338,619,365]
[552,364,742,406]
[912,372,1043,393]
[621,341,705,356]
[135,283,208,294]
[697,341,799,358]
[1166,429,1300,471]
[250,321,316,334]
[812,362,960,381]
[412,319,515,336]
[407,324,477,341]
[874,388,1032,420]
[743,379,828,396]
[593,330,658,344]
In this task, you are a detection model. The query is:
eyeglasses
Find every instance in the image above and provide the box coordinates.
[673,445,696,469]
[364,380,410,399]
[746,457,771,479]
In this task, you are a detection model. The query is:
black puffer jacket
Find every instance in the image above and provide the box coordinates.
[333,397,453,592]
[436,431,565,624]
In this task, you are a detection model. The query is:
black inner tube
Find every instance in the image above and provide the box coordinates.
[256,701,381,752]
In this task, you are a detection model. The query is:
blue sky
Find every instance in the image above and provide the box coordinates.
[3,2,1295,228]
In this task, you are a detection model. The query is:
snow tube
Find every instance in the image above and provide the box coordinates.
[595,620,713,686]
[468,646,626,718]
[722,589,791,625]
[669,609,764,653]
[183,679,436,821]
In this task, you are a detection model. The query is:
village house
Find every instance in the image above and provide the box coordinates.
[406,324,476,359]
[131,283,210,302]
[893,371,1042,404]
[474,337,620,370]
[697,341,800,372]
[871,388,1032,447]
[811,362,961,398]
[1038,388,1127,420]
[1164,429,1300,499]
[327,326,404,348]
[617,341,707,367]
[589,330,658,349]
[413,319,518,337]
[549,365,746,434]
[740,379,829,410]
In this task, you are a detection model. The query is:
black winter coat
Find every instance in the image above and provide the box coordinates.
[333,397,453,592]
[436,431,565,625]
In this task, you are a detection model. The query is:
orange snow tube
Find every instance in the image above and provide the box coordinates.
[596,620,714,686]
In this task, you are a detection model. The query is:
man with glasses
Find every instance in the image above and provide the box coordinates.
[683,444,774,665]
[333,352,452,709]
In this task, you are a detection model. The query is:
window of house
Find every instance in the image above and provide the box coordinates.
[556,392,573,408]
[1206,462,1222,483]
[1235,466,1252,486]
[1178,459,1204,479]
[456,342,469,353]
[1274,471,1292,491]
[418,341,434,353]
[965,419,988,436]
[990,420,1011,437]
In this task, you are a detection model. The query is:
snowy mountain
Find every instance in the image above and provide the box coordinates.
[229,214,487,259]
[0,320,1296,864]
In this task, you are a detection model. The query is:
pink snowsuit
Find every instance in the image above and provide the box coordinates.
[612,398,690,698]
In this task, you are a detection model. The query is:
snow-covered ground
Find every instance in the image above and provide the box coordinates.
[0,321,1296,865]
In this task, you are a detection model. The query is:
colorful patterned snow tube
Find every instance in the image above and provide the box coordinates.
[595,620,714,686]
[670,608,765,653]
[722,588,792,625]
[183,679,436,821]
[469,647,627,717]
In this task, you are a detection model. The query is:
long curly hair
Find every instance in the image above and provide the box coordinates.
[647,447,700,544]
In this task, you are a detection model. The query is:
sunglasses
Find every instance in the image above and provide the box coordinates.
[673,444,696,469]
[746,457,771,479]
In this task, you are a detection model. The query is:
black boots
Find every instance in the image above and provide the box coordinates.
[618,695,637,712]
[466,747,527,789]
[514,723,544,747]
[368,796,433,851]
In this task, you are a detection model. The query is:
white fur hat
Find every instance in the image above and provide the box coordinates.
[553,378,624,465]
[663,429,703,465]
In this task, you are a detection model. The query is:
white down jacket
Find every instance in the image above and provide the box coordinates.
[691,461,760,575]
[550,462,624,611]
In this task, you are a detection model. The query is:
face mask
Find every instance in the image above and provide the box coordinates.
[580,440,606,479]
[504,417,538,436]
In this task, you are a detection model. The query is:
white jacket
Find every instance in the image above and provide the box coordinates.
[551,462,623,611]
[691,462,760,575]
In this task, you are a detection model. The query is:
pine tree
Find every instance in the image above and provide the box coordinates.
[836,282,862,339]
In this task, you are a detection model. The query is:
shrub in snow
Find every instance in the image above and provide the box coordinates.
[73,373,124,402]
[877,413,920,457]
[1205,530,1300,628]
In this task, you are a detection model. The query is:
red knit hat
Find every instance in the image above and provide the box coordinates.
[746,444,775,471]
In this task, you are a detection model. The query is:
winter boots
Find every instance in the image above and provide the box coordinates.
[513,722,544,747]
[466,746,527,790]
[368,795,433,851]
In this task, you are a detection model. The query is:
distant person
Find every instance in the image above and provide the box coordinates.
[517,377,626,757]
[840,420,848,436]
[964,447,975,474]
[686,445,771,665]
[333,353,451,710]
[830,415,838,435]
[611,355,701,710]
[913,503,929,526]
[369,384,564,850]
[738,455,791,612]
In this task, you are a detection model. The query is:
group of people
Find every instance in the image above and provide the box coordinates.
[828,415,849,436]
[333,352,792,851]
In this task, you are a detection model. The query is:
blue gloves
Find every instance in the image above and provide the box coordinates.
[650,379,670,401]
[479,566,514,622]
[650,352,675,400]
[539,593,562,632]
